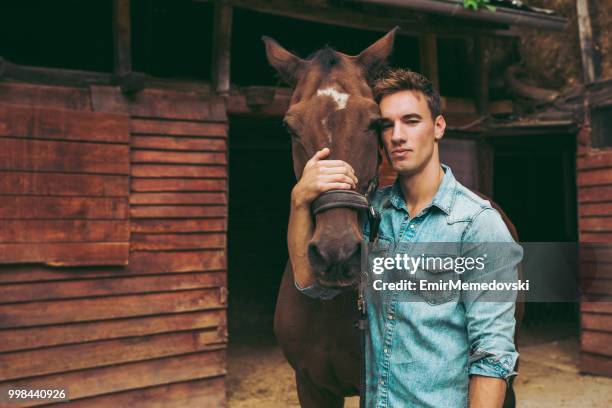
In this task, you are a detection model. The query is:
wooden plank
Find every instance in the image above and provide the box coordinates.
[130,233,226,251]
[0,138,129,174]
[419,34,439,92]
[581,278,612,295]
[1,350,226,407]
[580,353,612,377]
[0,104,129,143]
[581,232,612,243]
[581,262,612,279]
[130,192,226,205]
[579,185,612,203]
[0,171,128,196]
[128,89,227,121]
[576,0,598,84]
[0,288,224,329]
[0,250,226,283]
[131,135,225,151]
[130,150,227,165]
[577,168,612,186]
[1,329,225,381]
[131,218,226,233]
[131,178,226,192]
[582,301,612,314]
[473,36,489,113]
[579,203,612,217]
[130,205,227,218]
[577,152,612,170]
[0,271,225,304]
[0,196,128,219]
[582,330,612,356]
[0,243,129,266]
[113,0,132,76]
[0,220,129,243]
[131,164,226,178]
[0,82,91,111]
[0,309,225,353]
[211,0,233,95]
[130,119,227,137]
[48,377,225,408]
[582,312,612,332]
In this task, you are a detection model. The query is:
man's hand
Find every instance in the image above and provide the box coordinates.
[291,147,358,209]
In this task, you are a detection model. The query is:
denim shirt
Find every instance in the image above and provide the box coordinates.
[297,165,521,407]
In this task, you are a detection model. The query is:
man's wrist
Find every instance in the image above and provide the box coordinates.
[291,186,311,210]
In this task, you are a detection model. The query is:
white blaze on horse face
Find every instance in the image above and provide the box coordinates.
[317,87,350,144]
[317,87,350,110]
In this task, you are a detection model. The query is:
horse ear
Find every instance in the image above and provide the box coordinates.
[356,27,399,78]
[262,36,305,86]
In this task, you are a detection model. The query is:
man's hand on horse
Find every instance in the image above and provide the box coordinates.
[291,147,358,209]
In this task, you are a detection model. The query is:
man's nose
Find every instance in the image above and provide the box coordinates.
[391,120,403,143]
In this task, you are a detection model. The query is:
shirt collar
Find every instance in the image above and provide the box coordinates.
[385,164,457,216]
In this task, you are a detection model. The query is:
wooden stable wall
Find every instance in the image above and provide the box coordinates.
[577,82,612,377]
[0,82,229,406]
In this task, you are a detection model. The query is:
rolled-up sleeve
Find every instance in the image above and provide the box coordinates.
[461,207,523,381]
[294,280,342,300]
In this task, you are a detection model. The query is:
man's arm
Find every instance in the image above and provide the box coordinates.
[469,375,506,408]
[288,148,357,297]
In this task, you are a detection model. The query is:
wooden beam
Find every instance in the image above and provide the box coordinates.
[474,36,489,114]
[576,0,598,84]
[112,0,132,76]
[211,1,233,95]
[419,34,439,91]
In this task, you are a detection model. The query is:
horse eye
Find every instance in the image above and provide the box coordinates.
[283,120,300,139]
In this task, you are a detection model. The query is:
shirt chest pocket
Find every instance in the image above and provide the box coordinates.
[415,255,461,305]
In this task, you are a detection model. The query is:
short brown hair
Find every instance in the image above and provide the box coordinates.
[372,68,441,119]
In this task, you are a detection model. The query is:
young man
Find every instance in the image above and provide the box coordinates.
[289,69,520,407]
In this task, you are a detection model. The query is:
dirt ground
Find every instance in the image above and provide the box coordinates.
[227,327,612,408]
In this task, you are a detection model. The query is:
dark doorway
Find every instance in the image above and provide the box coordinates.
[490,131,579,334]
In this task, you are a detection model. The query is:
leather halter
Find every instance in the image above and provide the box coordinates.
[310,179,381,242]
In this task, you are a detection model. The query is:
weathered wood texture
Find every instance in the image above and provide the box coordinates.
[0,83,229,405]
[578,85,612,377]
[0,102,130,266]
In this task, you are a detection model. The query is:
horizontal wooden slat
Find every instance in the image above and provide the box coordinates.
[580,278,612,295]
[0,309,226,353]
[582,312,612,332]
[130,192,226,205]
[582,301,612,314]
[0,104,129,143]
[128,89,226,121]
[0,242,129,266]
[579,203,612,217]
[580,353,612,377]
[130,233,226,251]
[0,171,128,196]
[580,217,612,232]
[580,244,612,262]
[131,135,225,151]
[582,330,612,356]
[130,119,226,137]
[0,138,129,174]
[131,178,226,192]
[1,329,225,381]
[0,220,129,243]
[130,218,226,233]
[48,377,225,408]
[0,82,91,111]
[131,150,226,165]
[577,152,612,170]
[0,250,226,283]
[578,168,612,187]
[130,205,227,218]
[579,185,612,203]
[0,288,224,329]
[131,164,226,178]
[0,196,128,219]
[0,271,225,303]
[580,232,612,243]
[1,350,226,407]
[581,262,612,279]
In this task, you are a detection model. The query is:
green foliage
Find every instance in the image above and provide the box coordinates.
[463,0,497,12]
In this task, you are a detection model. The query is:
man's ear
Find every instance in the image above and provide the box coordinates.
[434,115,446,141]
[356,27,399,80]
[262,36,305,86]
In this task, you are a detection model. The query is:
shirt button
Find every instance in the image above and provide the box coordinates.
[380,379,385,385]
[384,348,389,353]
[410,224,416,229]
[387,314,394,320]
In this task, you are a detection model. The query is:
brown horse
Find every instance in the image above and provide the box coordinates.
[263,29,523,407]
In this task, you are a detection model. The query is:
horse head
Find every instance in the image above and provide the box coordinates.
[263,28,397,288]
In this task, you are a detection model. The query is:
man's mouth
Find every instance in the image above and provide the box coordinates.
[391,148,413,158]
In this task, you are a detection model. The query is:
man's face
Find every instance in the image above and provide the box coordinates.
[379,90,445,175]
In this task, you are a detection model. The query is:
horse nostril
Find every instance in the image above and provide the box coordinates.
[308,242,328,271]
